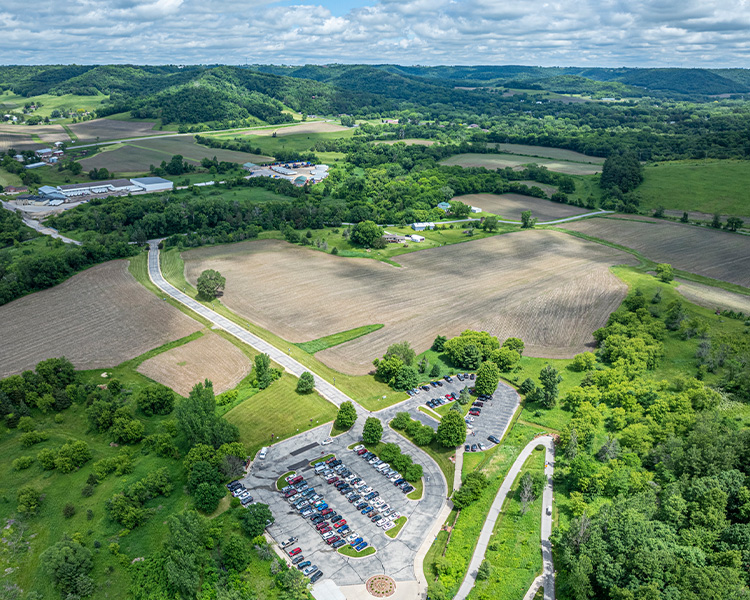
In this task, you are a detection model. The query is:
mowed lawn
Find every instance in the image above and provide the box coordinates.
[639,159,750,216]
[225,373,338,457]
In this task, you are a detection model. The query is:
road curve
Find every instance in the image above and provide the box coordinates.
[454,435,555,600]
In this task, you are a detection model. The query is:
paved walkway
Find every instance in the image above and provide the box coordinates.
[453,444,464,492]
[454,435,555,600]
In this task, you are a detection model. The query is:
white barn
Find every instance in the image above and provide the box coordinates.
[411,222,434,231]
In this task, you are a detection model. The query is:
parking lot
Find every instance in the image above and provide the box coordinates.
[242,421,446,587]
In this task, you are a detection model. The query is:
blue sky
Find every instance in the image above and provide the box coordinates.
[1,0,748,66]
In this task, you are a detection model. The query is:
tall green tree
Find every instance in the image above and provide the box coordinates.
[40,535,94,599]
[436,410,466,448]
[363,417,383,445]
[335,402,357,430]
[539,364,562,408]
[350,220,383,247]
[196,269,226,299]
[475,361,500,395]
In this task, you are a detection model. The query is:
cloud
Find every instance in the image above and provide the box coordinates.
[0,0,748,66]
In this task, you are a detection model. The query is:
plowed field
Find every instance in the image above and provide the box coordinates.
[68,118,162,142]
[182,232,635,374]
[0,261,201,377]
[137,332,251,396]
[457,193,588,221]
[441,153,602,175]
[558,216,750,287]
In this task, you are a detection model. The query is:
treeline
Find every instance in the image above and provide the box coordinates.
[0,232,137,306]
[195,134,317,163]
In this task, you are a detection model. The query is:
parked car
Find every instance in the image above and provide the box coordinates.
[288,547,302,557]
[355,542,368,551]
[371,515,382,523]
[444,375,453,383]
[394,478,405,486]
[319,526,332,535]
[402,484,414,493]
[488,435,501,444]
[332,539,346,549]
[297,560,311,570]
[325,535,340,545]
[350,537,363,547]
[311,570,324,583]
[471,444,478,452]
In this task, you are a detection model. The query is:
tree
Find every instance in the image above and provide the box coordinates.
[390,411,411,430]
[600,151,643,192]
[476,559,492,581]
[680,211,689,223]
[136,384,175,416]
[449,200,471,218]
[40,535,94,599]
[539,364,562,408]
[296,372,314,394]
[196,269,225,299]
[521,210,537,229]
[655,263,674,283]
[187,460,222,493]
[194,482,225,513]
[726,216,744,232]
[519,472,536,515]
[436,410,466,448]
[475,361,500,395]
[571,352,596,372]
[175,380,239,449]
[432,335,447,351]
[458,387,471,405]
[502,337,525,356]
[17,486,41,516]
[350,220,383,247]
[394,365,418,391]
[239,503,274,538]
[482,216,498,232]
[384,341,416,366]
[444,330,499,367]
[490,347,520,371]
[452,472,487,508]
[412,425,435,446]
[430,363,441,377]
[222,534,251,572]
[712,212,722,228]
[335,401,357,430]
[404,463,423,482]
[363,417,383,445]
[254,353,272,389]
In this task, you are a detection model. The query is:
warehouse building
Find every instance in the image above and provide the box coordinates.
[129,177,174,193]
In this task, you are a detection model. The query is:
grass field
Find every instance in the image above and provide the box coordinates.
[137,331,252,396]
[386,516,408,537]
[374,139,435,146]
[489,143,605,164]
[0,91,107,119]
[558,215,750,288]
[296,325,384,354]
[441,153,603,175]
[0,165,23,186]
[466,448,546,600]
[674,279,750,314]
[0,260,201,378]
[638,160,750,216]
[224,373,338,457]
[456,193,588,221]
[181,232,634,374]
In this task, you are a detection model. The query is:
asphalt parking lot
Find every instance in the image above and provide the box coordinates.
[242,422,446,586]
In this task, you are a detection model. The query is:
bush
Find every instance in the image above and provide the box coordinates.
[412,424,435,446]
[11,455,33,471]
[37,448,57,470]
[55,440,92,473]
[136,384,175,416]
[452,472,488,509]
[17,486,42,516]
[20,430,49,447]
[194,482,225,513]
[476,559,491,580]
[18,416,35,432]
[82,484,94,497]
[390,411,411,430]
[63,503,76,518]
[296,371,315,394]
[571,352,597,372]
[404,463,423,482]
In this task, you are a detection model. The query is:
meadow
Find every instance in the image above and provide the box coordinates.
[638,159,750,216]
[180,232,635,375]
[489,143,605,164]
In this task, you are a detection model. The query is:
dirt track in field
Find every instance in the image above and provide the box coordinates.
[558,216,750,287]
[182,232,635,374]
[675,280,750,314]
[457,193,588,221]
[0,261,201,378]
[137,332,252,396]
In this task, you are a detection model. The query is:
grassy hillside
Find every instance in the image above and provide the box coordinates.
[639,160,750,216]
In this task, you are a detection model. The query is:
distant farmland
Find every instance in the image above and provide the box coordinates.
[441,153,603,175]
[675,280,750,314]
[489,144,605,164]
[0,261,201,377]
[182,233,635,374]
[457,193,588,221]
[558,216,750,287]
[68,118,163,143]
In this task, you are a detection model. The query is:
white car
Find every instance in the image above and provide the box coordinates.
[322,531,335,539]
[346,533,359,543]
[388,473,401,482]
[377,503,390,513]
[321,437,333,445]
[303,565,318,576]
[353,444,364,452]
[280,537,297,548]
[372,498,384,508]
[354,481,367,489]
[390,512,401,520]
[362,487,373,494]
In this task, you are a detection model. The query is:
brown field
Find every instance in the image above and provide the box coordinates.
[440,153,602,175]
[0,132,39,151]
[246,121,349,137]
[79,137,272,173]
[182,233,635,374]
[68,118,163,142]
[517,180,558,195]
[558,216,750,287]
[137,332,252,396]
[375,139,435,146]
[489,144,605,164]
[457,193,588,221]
[675,280,750,314]
[0,261,201,378]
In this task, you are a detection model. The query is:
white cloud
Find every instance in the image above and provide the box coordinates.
[0,0,748,66]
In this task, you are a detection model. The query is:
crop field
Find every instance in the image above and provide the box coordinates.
[456,193,588,221]
[638,160,750,216]
[0,124,71,150]
[489,143,605,164]
[248,121,349,136]
[137,331,252,396]
[517,180,558,195]
[0,260,201,378]
[68,118,163,142]
[440,153,602,175]
[675,280,750,314]
[558,215,750,287]
[181,232,634,374]
[374,138,435,146]
[79,136,272,173]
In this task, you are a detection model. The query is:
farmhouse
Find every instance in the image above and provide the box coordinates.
[411,222,434,231]
[130,177,174,193]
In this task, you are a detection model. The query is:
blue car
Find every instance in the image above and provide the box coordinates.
[361,506,373,515]
[355,542,368,551]
[337,524,349,534]
[350,537,363,547]
[316,503,328,511]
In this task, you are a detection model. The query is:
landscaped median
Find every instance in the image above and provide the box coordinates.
[338,544,376,558]
[385,516,407,538]
[276,471,295,490]
[311,454,334,465]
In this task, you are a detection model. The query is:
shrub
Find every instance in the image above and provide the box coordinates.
[17,486,42,516]
[37,448,57,470]
[20,430,49,447]
[55,440,92,473]
[194,483,224,513]
[13,456,34,471]
[18,416,35,432]
[390,411,411,430]
[296,371,315,394]
[571,352,597,372]
[82,485,95,497]
[136,384,175,416]
[404,463,423,482]
[63,503,76,518]
[412,425,435,446]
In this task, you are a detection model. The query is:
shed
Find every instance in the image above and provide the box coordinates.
[242,162,258,171]
[470,206,482,213]
[410,234,425,242]
[25,162,46,169]
[411,222,434,231]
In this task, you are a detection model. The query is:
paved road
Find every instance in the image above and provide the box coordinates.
[1,200,82,245]
[454,435,555,600]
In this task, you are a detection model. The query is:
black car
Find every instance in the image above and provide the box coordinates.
[356,502,368,510]
[430,382,437,387]
[292,555,306,565]
[227,481,243,490]
[421,385,431,391]
[349,495,361,503]
[311,515,324,524]
[310,570,324,583]
[444,375,453,383]
[436,381,443,387]
[471,444,478,452]
[339,486,351,494]
[488,435,501,444]
[402,484,414,493]
[371,514,382,523]
[394,478,405,486]
[325,512,338,521]
[331,515,344,524]
[469,373,475,380]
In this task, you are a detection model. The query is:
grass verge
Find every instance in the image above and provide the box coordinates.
[418,406,442,421]
[338,545,376,558]
[407,479,424,500]
[277,471,295,491]
[386,516,407,538]
[311,454,334,466]
[295,324,384,354]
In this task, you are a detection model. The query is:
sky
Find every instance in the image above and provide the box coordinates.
[1,0,749,67]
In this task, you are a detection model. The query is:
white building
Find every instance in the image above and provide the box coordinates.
[410,234,425,242]
[411,222,434,231]
[59,179,140,198]
[470,206,482,213]
[130,177,174,193]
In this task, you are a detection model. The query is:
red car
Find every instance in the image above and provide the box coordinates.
[316,522,328,530]
[325,457,337,464]
[327,476,339,484]
[319,526,332,535]
[469,410,480,416]
[290,475,304,485]
[357,448,368,455]
[334,519,346,527]
[326,535,341,545]
[288,547,302,557]
[320,508,332,516]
